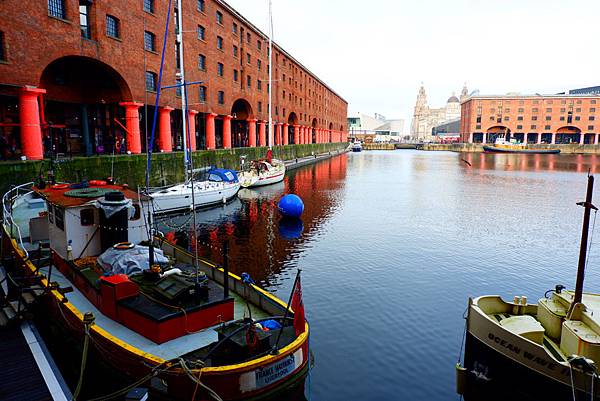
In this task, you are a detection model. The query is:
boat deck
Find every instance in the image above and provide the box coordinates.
[41,266,268,361]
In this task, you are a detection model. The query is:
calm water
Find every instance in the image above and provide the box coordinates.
[156,150,600,401]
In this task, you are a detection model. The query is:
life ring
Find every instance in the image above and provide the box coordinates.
[89,180,107,186]
[51,184,69,190]
[113,242,135,250]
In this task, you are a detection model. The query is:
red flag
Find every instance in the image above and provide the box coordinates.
[291,274,305,336]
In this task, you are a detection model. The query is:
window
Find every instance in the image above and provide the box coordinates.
[217,62,224,76]
[216,10,223,25]
[198,54,206,70]
[233,23,238,34]
[589,125,595,131]
[257,40,262,51]
[517,125,523,130]
[143,0,154,13]
[80,209,94,226]
[0,31,5,61]
[144,31,156,52]
[517,116,523,121]
[476,116,481,123]
[575,116,581,121]
[246,32,251,43]
[532,108,539,113]
[218,91,224,104]
[505,108,510,113]
[217,36,223,50]
[576,108,582,113]
[531,116,538,121]
[577,100,582,104]
[593,100,597,104]
[197,25,205,40]
[247,75,251,89]
[258,101,262,112]
[55,207,65,231]
[106,15,120,38]
[145,71,157,91]
[80,1,92,39]
[545,116,551,121]
[247,53,251,64]
[591,108,596,113]
[545,125,551,130]
[476,125,481,129]
[546,108,552,112]
[199,86,207,102]
[233,45,238,57]
[518,108,524,113]
[504,116,509,121]
[531,125,537,129]
[48,0,66,19]
[257,80,262,91]
[590,116,596,121]
[233,69,238,82]
[559,116,565,121]
[560,108,566,113]
[257,59,262,70]
[197,0,205,12]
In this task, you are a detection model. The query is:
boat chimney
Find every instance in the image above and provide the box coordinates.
[570,175,598,317]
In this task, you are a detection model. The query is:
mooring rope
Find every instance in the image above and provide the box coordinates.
[72,312,95,401]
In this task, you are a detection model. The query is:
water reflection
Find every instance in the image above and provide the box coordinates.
[461,152,600,173]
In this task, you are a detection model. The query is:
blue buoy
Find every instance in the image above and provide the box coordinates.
[278,217,304,239]
[278,194,304,218]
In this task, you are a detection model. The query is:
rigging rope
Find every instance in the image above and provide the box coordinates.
[585,209,598,274]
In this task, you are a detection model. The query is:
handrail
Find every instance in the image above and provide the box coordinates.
[1,181,35,258]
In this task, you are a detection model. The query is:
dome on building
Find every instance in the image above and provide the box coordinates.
[447,95,460,103]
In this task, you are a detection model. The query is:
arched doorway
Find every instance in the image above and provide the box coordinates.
[311,118,318,144]
[486,126,510,144]
[40,56,132,156]
[231,99,253,148]
[556,126,581,144]
[288,112,298,144]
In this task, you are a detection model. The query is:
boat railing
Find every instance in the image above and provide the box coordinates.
[1,181,35,258]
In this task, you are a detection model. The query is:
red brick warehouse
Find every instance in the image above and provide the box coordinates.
[0,0,349,160]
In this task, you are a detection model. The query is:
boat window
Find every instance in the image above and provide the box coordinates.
[131,203,141,221]
[209,173,223,182]
[48,204,54,224]
[224,171,235,181]
[55,207,65,231]
[80,208,94,226]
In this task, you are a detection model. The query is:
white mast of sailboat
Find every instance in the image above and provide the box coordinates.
[268,0,273,150]
[176,0,189,183]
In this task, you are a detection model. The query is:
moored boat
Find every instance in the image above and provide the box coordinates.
[483,137,560,154]
[239,153,286,189]
[457,176,600,400]
[1,181,310,400]
[351,141,362,152]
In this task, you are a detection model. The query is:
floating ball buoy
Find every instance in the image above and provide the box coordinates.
[278,217,304,239]
[278,194,304,218]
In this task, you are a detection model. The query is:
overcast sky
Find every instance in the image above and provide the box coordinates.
[227,0,600,131]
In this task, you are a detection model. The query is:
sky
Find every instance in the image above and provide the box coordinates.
[226,0,600,132]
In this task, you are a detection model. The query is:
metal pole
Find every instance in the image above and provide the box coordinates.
[268,0,273,150]
[272,269,301,354]
[572,175,597,309]
[223,240,229,299]
[176,0,189,183]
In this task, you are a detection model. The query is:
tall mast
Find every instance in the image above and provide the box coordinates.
[571,175,598,313]
[176,0,189,182]
[268,0,273,150]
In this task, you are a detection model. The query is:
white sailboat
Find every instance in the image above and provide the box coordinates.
[238,0,286,189]
[148,0,240,213]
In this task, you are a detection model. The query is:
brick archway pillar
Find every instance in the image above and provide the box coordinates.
[119,102,143,154]
[206,113,217,150]
[248,118,257,147]
[223,115,233,149]
[158,107,174,152]
[293,125,300,144]
[19,87,46,160]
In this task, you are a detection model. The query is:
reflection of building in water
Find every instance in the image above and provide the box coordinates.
[192,155,348,284]
[461,152,600,174]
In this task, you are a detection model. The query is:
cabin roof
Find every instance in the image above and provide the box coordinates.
[34,184,148,208]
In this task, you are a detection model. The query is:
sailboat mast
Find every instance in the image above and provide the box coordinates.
[572,175,598,308]
[176,0,189,182]
[268,0,273,150]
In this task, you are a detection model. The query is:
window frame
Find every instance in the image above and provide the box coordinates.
[106,14,120,39]
[144,31,156,52]
[48,0,66,19]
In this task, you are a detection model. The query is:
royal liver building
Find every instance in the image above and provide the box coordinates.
[410,84,469,141]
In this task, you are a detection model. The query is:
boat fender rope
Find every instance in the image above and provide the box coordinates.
[72,312,95,401]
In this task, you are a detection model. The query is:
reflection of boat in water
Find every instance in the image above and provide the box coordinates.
[149,168,241,215]
[351,141,363,152]
[2,182,310,400]
[238,180,286,201]
[483,137,560,154]
[155,196,243,231]
[457,176,599,401]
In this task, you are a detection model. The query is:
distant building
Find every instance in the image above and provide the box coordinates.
[347,113,404,142]
[432,118,460,142]
[570,86,600,95]
[460,93,600,144]
[410,84,468,141]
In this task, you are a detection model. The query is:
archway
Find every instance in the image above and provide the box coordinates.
[556,126,581,144]
[486,125,511,144]
[311,118,318,144]
[287,112,298,144]
[231,99,253,147]
[39,56,133,156]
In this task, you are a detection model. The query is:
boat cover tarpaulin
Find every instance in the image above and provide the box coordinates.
[208,169,239,183]
[97,245,169,276]
[94,198,135,219]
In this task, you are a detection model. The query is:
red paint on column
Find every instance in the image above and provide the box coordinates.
[119,102,143,154]
[293,125,299,144]
[283,123,289,145]
[206,113,217,150]
[187,110,198,151]
[223,115,232,149]
[158,107,174,152]
[275,123,282,145]
[258,120,266,146]
[248,118,257,147]
[19,87,46,160]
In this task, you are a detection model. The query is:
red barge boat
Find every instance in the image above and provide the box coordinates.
[1,181,309,400]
